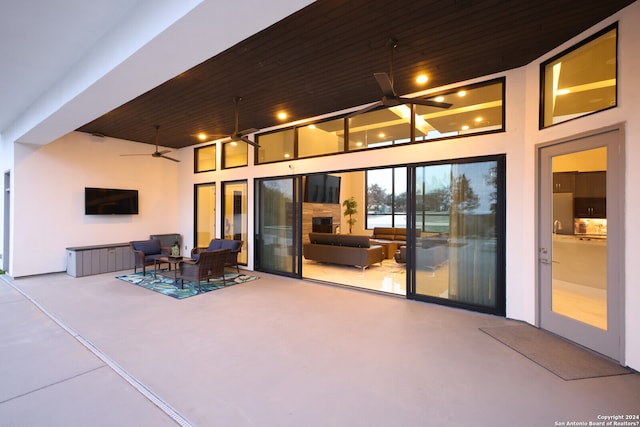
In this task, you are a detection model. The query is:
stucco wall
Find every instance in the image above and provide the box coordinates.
[5,1,639,369]
[12,132,180,276]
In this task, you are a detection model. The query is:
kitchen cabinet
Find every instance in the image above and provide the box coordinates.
[574,197,606,218]
[574,171,606,218]
[553,172,576,193]
[575,171,606,198]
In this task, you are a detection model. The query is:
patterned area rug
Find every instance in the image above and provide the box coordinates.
[116,271,258,299]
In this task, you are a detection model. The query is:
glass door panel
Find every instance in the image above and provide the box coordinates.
[194,183,216,248]
[222,180,248,265]
[551,149,607,329]
[255,177,300,276]
[539,128,623,362]
[412,157,505,315]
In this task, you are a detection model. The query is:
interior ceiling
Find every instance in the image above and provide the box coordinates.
[76,0,636,149]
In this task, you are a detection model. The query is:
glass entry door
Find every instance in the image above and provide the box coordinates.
[255,177,301,276]
[538,128,624,362]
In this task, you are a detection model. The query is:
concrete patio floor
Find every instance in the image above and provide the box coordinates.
[1,271,638,427]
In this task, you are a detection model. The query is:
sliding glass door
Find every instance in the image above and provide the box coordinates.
[410,156,505,315]
[255,177,301,276]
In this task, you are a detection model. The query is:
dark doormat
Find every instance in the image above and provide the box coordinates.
[480,324,633,380]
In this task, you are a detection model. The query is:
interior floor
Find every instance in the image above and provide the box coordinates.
[1,271,638,426]
[304,259,607,331]
[302,258,407,295]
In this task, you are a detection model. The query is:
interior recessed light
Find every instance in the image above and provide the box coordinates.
[308,124,316,129]
[378,132,386,138]
[416,74,428,84]
[230,141,238,146]
[435,96,445,103]
[474,117,483,123]
[197,133,207,141]
[355,141,363,147]
[457,90,467,97]
[284,153,290,158]
[461,125,470,131]
[277,112,288,120]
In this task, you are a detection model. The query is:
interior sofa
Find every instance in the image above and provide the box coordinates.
[370,227,407,259]
[303,233,384,270]
[395,237,450,274]
[371,227,407,243]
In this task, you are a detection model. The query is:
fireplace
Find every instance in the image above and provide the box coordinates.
[312,216,333,233]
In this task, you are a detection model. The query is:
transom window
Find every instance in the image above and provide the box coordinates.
[256,78,504,164]
[540,24,617,128]
[194,144,216,173]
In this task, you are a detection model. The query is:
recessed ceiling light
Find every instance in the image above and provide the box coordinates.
[230,141,238,146]
[461,125,470,131]
[308,124,316,129]
[457,90,467,97]
[356,141,363,147]
[474,117,483,123]
[277,111,288,120]
[284,153,290,158]
[416,74,428,84]
[435,96,445,103]
[378,132,386,138]
[197,133,207,141]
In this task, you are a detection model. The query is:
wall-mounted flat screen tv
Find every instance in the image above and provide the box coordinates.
[304,174,341,204]
[85,187,139,215]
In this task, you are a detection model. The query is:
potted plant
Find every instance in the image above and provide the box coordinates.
[342,197,358,234]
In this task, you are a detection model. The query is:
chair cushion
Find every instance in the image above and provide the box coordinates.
[207,239,241,251]
[207,240,223,250]
[132,239,161,255]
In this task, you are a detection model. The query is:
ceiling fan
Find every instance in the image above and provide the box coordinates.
[211,96,259,148]
[121,125,180,162]
[348,38,453,118]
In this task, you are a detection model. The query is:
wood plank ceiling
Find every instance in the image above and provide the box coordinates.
[76,0,636,149]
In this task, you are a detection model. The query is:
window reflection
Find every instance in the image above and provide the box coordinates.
[194,183,216,248]
[348,107,412,150]
[194,144,216,173]
[414,159,502,312]
[257,129,294,164]
[222,141,247,169]
[414,81,504,140]
[541,24,617,128]
[222,181,248,265]
[298,118,345,158]
[256,78,504,164]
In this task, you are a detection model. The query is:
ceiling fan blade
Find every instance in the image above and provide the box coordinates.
[346,101,383,118]
[155,149,171,155]
[238,127,259,136]
[374,72,396,98]
[239,135,260,148]
[399,97,453,109]
[159,154,180,162]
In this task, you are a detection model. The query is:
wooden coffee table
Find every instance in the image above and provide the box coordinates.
[154,256,186,287]
[370,240,399,259]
